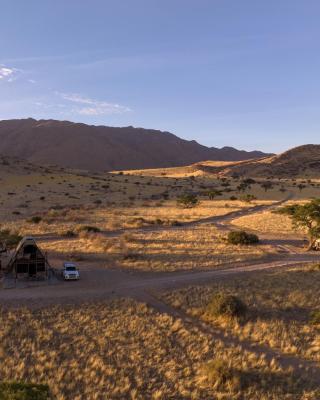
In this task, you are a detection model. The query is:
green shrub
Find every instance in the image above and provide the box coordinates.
[310,310,320,325]
[176,194,199,208]
[227,230,259,245]
[0,381,50,400]
[206,292,247,319]
[207,189,222,200]
[240,194,257,203]
[63,230,77,238]
[28,216,42,224]
[78,225,101,233]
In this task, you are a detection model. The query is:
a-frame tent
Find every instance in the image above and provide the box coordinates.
[6,236,48,279]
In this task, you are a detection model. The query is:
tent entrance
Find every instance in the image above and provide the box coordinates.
[29,263,36,276]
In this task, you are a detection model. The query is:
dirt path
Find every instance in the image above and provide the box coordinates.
[1,255,318,305]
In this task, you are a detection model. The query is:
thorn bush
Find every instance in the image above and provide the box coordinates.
[227,230,259,245]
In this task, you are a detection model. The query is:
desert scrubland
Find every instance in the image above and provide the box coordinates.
[1,158,320,399]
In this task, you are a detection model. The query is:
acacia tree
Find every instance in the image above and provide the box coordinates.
[240,194,257,203]
[298,184,306,192]
[261,181,273,192]
[176,194,199,208]
[237,182,248,193]
[277,199,320,250]
[207,189,222,200]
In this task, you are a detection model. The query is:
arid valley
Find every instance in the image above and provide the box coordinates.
[0,141,320,399]
[2,2,320,398]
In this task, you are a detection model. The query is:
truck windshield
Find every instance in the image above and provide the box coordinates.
[66,266,76,271]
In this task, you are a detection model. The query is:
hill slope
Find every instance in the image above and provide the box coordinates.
[0,119,271,171]
[186,145,320,178]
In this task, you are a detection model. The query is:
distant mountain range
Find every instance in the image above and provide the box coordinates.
[0,119,272,171]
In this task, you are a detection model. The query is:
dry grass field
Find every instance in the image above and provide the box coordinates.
[232,210,297,235]
[1,156,319,231]
[163,264,320,365]
[0,297,319,400]
[1,200,254,236]
[39,224,274,272]
[1,157,320,399]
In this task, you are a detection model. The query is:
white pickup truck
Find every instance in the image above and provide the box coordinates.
[62,262,80,280]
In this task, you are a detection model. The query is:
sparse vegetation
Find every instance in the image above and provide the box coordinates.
[206,189,222,200]
[1,154,320,399]
[261,181,273,192]
[277,198,320,249]
[199,359,242,391]
[163,264,320,376]
[77,225,101,233]
[0,382,51,400]
[240,193,257,203]
[227,230,259,245]
[27,216,42,224]
[0,229,22,248]
[310,310,320,325]
[206,292,247,319]
[176,193,199,208]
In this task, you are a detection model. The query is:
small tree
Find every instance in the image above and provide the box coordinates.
[28,216,42,224]
[298,184,306,192]
[240,194,257,203]
[243,178,256,186]
[277,199,320,250]
[176,194,199,208]
[261,181,273,192]
[207,189,222,200]
[237,182,248,193]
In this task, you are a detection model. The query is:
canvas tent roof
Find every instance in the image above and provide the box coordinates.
[6,236,47,274]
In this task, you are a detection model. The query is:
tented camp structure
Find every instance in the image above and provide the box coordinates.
[6,237,48,279]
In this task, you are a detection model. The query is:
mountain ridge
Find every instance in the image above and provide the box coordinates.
[0,118,272,172]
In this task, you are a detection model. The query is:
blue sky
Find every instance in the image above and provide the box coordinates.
[1,1,320,153]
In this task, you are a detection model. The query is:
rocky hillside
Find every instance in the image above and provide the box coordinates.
[0,119,271,171]
[191,145,320,178]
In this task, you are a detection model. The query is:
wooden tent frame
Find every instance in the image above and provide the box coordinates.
[7,237,48,280]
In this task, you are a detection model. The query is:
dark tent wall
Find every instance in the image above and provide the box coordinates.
[7,237,48,279]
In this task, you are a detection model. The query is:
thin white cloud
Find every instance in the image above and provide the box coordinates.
[0,66,16,81]
[56,91,131,115]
